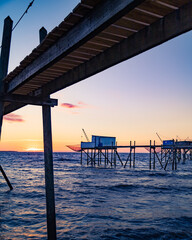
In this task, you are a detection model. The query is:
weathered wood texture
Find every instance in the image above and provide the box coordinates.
[27,2,192,97]
[2,0,192,114]
[0,16,13,135]
[1,94,57,106]
[42,105,56,240]
[0,165,13,190]
[6,0,143,93]
[0,16,13,82]
[40,27,57,240]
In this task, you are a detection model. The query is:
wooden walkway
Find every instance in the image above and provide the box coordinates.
[1,0,192,239]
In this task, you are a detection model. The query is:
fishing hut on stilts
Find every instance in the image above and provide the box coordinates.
[72,136,192,170]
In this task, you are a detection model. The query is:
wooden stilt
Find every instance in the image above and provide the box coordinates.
[42,105,57,240]
[98,149,100,166]
[175,149,177,170]
[0,165,13,190]
[0,17,13,133]
[149,140,152,170]
[0,17,13,189]
[100,149,102,165]
[172,147,175,170]
[133,141,136,168]
[87,149,89,165]
[40,28,56,240]
[183,149,186,163]
[104,148,107,166]
[129,141,132,168]
[80,150,82,165]
[153,141,155,170]
[114,148,116,167]
[115,150,124,166]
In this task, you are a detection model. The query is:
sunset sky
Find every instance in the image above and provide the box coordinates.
[0,0,192,152]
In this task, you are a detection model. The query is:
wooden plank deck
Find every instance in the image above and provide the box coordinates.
[2,0,192,115]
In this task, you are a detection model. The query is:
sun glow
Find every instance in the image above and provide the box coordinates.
[25,147,43,152]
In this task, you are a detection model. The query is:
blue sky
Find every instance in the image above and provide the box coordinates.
[0,0,192,151]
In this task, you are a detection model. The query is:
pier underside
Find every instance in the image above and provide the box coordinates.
[1,0,192,239]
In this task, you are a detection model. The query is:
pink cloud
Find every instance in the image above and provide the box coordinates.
[3,113,24,123]
[78,101,88,106]
[60,101,92,113]
[61,103,79,109]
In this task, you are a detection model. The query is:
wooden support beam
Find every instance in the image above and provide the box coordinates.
[37,2,192,97]
[7,0,145,93]
[42,105,56,240]
[149,140,152,169]
[0,165,13,190]
[1,94,57,107]
[0,16,13,134]
[0,16,13,190]
[4,2,192,115]
[40,27,57,240]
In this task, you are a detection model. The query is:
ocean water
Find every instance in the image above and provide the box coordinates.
[0,152,192,240]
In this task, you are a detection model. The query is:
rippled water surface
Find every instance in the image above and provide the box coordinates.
[0,152,192,239]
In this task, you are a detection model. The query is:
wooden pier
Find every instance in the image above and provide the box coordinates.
[81,141,192,170]
[1,0,192,239]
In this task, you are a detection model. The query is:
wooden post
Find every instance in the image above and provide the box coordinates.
[0,165,13,190]
[172,147,175,170]
[175,149,177,170]
[97,149,100,166]
[91,149,93,166]
[0,16,13,190]
[104,148,107,166]
[0,16,13,134]
[183,149,186,164]
[107,149,109,165]
[80,149,82,165]
[93,148,96,165]
[42,105,56,240]
[133,141,135,168]
[129,141,132,168]
[87,149,89,165]
[39,27,47,44]
[153,140,155,170]
[111,148,113,166]
[149,140,152,170]
[40,28,56,240]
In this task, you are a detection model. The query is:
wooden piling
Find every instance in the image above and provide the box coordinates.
[149,140,152,170]
[111,148,113,166]
[42,105,57,240]
[114,148,116,167]
[39,27,47,44]
[87,149,89,165]
[183,149,186,163]
[172,147,175,170]
[153,141,155,170]
[40,28,56,240]
[129,141,132,168]
[0,165,13,190]
[0,16,13,189]
[133,141,136,168]
[80,149,82,165]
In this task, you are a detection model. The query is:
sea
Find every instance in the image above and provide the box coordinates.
[0,152,192,240]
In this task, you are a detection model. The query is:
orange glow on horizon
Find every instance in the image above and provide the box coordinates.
[25,147,43,152]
